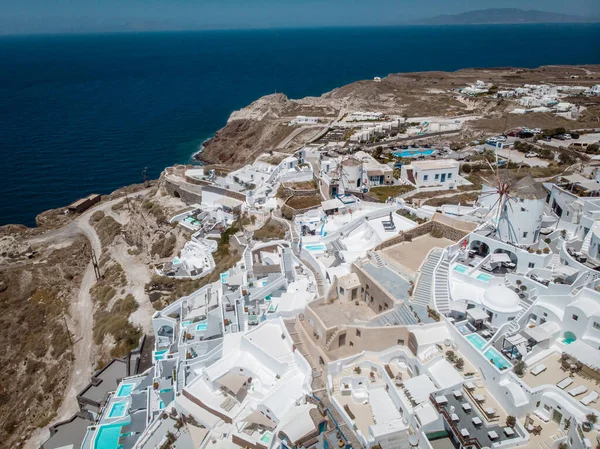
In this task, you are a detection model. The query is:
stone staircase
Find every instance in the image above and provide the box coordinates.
[325,326,346,351]
[433,255,450,315]
[369,303,418,327]
[411,249,443,307]
[236,301,247,332]
[369,251,385,268]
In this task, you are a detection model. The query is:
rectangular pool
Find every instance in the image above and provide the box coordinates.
[93,422,128,449]
[108,401,127,418]
[260,431,273,444]
[196,322,208,331]
[221,272,229,283]
[466,333,486,350]
[453,264,468,274]
[116,383,134,398]
[484,347,511,370]
[305,244,326,252]
[392,149,435,158]
[476,273,493,282]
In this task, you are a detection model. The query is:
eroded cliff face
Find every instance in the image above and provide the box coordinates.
[198,65,600,167]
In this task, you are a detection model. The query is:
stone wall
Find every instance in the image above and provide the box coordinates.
[279,185,318,198]
[164,176,202,204]
[375,214,471,251]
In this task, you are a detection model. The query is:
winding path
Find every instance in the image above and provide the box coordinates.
[24,189,150,449]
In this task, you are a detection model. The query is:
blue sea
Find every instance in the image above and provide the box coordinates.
[1,24,599,226]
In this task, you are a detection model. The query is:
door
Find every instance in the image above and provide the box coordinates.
[552,409,562,424]
[338,333,346,346]
[441,173,446,183]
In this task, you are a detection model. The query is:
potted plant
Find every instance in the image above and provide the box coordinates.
[514,360,526,377]
[506,416,516,428]
[558,443,568,449]
[445,350,456,362]
[153,381,159,390]
[455,358,464,371]
[353,366,362,375]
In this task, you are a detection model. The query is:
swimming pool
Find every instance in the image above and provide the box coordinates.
[154,350,167,361]
[484,348,511,370]
[563,331,576,345]
[196,322,208,332]
[466,333,487,350]
[305,244,326,251]
[116,383,134,397]
[260,431,273,444]
[108,401,128,418]
[476,273,493,282]
[392,149,435,158]
[265,295,272,302]
[221,272,229,283]
[453,264,468,274]
[172,257,182,265]
[93,422,128,449]
[181,320,192,327]
[457,324,471,335]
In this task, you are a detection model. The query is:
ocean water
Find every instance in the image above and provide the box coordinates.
[1,24,599,226]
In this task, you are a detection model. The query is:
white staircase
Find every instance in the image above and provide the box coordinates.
[545,253,561,270]
[236,301,247,332]
[433,254,450,315]
[369,251,385,268]
[581,222,599,255]
[411,249,442,307]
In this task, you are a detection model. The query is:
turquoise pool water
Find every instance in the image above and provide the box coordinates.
[392,149,435,158]
[181,320,191,327]
[154,350,167,361]
[196,322,208,331]
[94,422,127,449]
[476,273,493,282]
[108,401,127,418]
[116,383,134,397]
[563,332,576,344]
[265,294,272,301]
[159,400,165,409]
[454,264,468,274]
[260,431,273,444]
[466,333,486,350]
[268,303,278,313]
[173,257,182,264]
[563,338,576,344]
[305,244,326,251]
[221,272,229,283]
[484,348,511,370]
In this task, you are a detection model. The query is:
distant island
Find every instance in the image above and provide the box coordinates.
[413,8,598,25]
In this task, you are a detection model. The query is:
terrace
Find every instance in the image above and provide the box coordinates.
[381,234,455,274]
[431,386,524,448]
[521,352,600,414]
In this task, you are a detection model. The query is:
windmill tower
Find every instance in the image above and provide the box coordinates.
[479,168,546,246]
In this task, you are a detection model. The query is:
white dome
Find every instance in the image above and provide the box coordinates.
[481,286,521,313]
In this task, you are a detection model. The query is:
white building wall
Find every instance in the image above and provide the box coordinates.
[412,166,459,188]
[497,197,545,245]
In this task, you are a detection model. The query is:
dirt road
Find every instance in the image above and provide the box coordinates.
[24,190,150,449]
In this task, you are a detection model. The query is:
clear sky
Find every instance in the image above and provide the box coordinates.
[1,0,599,35]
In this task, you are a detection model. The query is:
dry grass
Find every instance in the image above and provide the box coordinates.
[426,192,481,207]
[286,195,322,210]
[369,185,415,201]
[284,180,317,191]
[0,236,89,449]
[151,233,177,258]
[93,294,141,358]
[253,219,286,240]
[91,211,122,248]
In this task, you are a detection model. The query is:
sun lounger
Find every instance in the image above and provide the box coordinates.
[557,377,573,389]
[531,364,547,376]
[580,391,599,406]
[568,385,588,397]
[534,410,550,422]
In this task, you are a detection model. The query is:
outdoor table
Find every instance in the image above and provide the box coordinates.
[451,413,459,422]
[472,417,483,426]
[462,403,472,412]
[488,431,499,440]
[453,390,463,399]
[435,395,448,405]
[461,428,470,438]
[504,427,515,437]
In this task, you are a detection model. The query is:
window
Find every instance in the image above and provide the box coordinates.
[423,174,429,181]
[447,173,452,179]
[543,312,548,317]
[528,262,535,268]
[351,288,357,300]
[544,404,552,412]
[523,232,528,238]
[339,287,345,295]
[435,174,439,180]
[521,207,526,212]
[397,339,404,345]
[572,314,579,321]
[356,329,361,337]
[594,322,600,330]
[349,341,354,347]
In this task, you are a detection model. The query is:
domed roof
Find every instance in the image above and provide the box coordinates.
[481,285,521,313]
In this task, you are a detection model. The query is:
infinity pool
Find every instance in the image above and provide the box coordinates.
[392,149,435,158]
[466,333,486,350]
[305,244,326,251]
[108,401,127,418]
[484,347,511,370]
[94,422,128,449]
[116,383,134,398]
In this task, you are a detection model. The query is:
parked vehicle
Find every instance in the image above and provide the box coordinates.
[495,135,507,142]
[555,134,567,140]
[543,136,552,142]
[564,134,572,140]
[570,132,580,139]
[525,151,538,158]
[519,132,534,138]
